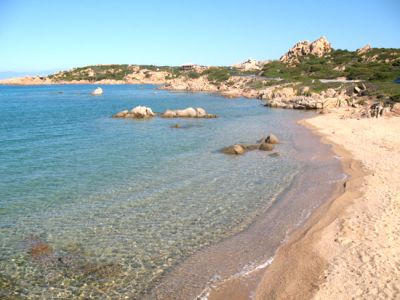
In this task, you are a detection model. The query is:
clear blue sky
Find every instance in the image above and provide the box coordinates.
[0,0,399,73]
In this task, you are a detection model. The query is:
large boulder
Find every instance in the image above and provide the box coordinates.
[357,44,371,55]
[161,107,216,118]
[221,144,246,155]
[391,103,400,115]
[163,109,177,118]
[259,143,274,151]
[91,87,103,95]
[112,106,155,119]
[113,110,129,118]
[195,107,207,117]
[130,106,155,118]
[258,134,279,144]
[176,107,197,117]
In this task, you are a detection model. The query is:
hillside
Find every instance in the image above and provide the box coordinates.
[2,37,399,103]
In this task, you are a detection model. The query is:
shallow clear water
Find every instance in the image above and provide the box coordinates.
[0,85,324,299]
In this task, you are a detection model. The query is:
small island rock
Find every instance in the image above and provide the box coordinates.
[113,106,155,119]
[91,87,103,95]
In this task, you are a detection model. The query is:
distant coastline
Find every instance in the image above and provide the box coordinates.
[1,36,399,111]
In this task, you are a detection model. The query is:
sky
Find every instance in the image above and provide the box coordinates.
[0,0,399,75]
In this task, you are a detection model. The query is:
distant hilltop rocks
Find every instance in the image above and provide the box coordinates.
[232,59,265,71]
[280,36,332,64]
[357,44,372,55]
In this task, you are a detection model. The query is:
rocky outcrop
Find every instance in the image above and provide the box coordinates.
[91,87,103,95]
[391,103,400,116]
[232,59,264,71]
[161,107,216,118]
[280,36,332,64]
[221,134,278,155]
[357,44,371,55]
[113,106,155,119]
[124,69,170,84]
[261,87,350,109]
[162,76,219,92]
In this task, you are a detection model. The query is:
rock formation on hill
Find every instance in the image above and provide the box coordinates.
[232,59,264,71]
[280,36,332,64]
[357,44,372,55]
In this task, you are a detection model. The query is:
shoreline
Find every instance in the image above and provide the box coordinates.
[254,115,366,299]
[146,112,345,300]
[255,110,400,299]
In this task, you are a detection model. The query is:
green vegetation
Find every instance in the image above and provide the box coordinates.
[48,64,182,82]
[258,48,400,100]
[46,47,400,100]
[261,49,400,82]
[201,67,231,83]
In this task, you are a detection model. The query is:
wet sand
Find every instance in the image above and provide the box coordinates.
[256,110,400,299]
[146,115,345,300]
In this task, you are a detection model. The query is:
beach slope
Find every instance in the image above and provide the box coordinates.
[256,110,400,299]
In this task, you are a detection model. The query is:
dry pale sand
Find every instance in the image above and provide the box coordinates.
[255,109,400,299]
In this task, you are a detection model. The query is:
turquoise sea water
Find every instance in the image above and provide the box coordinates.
[0,85,331,299]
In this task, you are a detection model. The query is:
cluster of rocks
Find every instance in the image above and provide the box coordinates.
[260,87,350,109]
[112,106,216,119]
[113,106,155,118]
[280,36,332,64]
[356,44,372,55]
[161,107,216,118]
[232,59,265,71]
[221,134,279,155]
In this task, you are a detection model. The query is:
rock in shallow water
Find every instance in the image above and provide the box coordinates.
[221,134,279,155]
[221,144,246,155]
[91,87,103,96]
[113,106,155,119]
[259,143,274,151]
[161,107,216,118]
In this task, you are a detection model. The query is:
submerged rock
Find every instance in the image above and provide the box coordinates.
[269,152,280,158]
[91,87,103,95]
[29,242,53,259]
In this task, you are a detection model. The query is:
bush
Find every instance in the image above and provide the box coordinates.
[187,71,200,79]
[202,67,231,83]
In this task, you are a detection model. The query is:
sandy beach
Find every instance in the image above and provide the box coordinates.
[255,109,400,299]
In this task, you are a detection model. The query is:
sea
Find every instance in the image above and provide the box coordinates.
[0,84,343,299]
